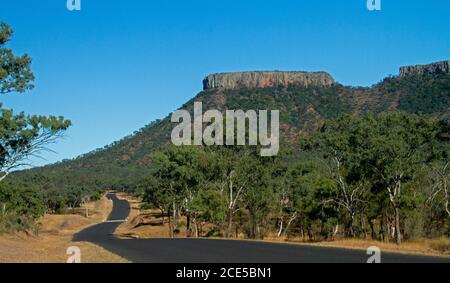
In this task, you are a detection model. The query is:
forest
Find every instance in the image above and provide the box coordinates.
[135,112,449,244]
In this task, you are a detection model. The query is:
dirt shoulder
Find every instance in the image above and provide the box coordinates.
[291,238,450,258]
[215,236,450,258]
[114,193,180,239]
[0,195,128,263]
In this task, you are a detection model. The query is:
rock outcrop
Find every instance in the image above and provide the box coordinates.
[400,60,450,77]
[203,71,335,90]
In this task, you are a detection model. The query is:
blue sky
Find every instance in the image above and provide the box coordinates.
[1,0,449,166]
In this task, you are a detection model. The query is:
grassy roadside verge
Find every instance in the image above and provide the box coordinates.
[214,236,450,258]
[0,195,128,263]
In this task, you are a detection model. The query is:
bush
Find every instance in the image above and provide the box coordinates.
[0,208,37,235]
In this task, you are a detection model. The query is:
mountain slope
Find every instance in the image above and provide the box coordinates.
[16,60,450,189]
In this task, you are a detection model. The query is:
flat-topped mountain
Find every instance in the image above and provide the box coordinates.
[400,60,450,77]
[203,71,335,90]
[16,60,450,190]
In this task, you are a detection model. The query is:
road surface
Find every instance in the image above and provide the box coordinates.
[73,193,450,263]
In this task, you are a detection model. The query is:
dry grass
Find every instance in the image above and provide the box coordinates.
[0,195,128,263]
[114,193,180,239]
[261,236,450,258]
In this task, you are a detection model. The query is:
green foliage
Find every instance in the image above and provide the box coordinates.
[136,111,448,242]
[0,182,45,218]
[223,84,354,131]
[0,22,71,179]
[139,176,174,213]
[189,190,227,225]
[304,112,448,242]
[0,181,45,234]
[0,23,34,94]
[0,22,71,233]
[45,187,68,214]
[0,107,71,175]
[380,74,450,114]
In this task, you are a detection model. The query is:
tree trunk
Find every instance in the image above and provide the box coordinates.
[277,217,284,237]
[172,202,177,230]
[360,213,367,238]
[0,172,10,182]
[369,219,376,240]
[160,209,165,224]
[226,208,233,238]
[333,224,339,238]
[186,214,192,237]
[193,217,199,238]
[394,206,401,245]
[444,183,449,217]
[283,212,297,237]
[168,210,174,238]
[347,216,355,237]
[380,217,385,242]
[250,212,258,239]
[172,202,177,226]
[198,222,203,237]
[307,228,313,242]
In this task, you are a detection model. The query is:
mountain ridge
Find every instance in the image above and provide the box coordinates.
[203,71,335,90]
[400,60,450,77]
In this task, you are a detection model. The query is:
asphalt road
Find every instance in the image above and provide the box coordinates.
[73,193,450,263]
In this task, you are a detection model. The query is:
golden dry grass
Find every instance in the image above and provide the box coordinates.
[0,195,128,263]
[261,236,450,258]
[114,193,179,239]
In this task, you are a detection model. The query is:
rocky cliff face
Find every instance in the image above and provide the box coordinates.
[203,71,335,90]
[400,60,450,77]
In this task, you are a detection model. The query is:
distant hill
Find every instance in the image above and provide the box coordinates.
[16,60,450,189]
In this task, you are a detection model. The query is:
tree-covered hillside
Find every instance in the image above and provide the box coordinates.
[16,71,450,190]
[3,50,449,240]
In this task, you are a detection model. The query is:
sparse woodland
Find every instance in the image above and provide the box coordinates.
[1,23,449,246]
[135,112,449,244]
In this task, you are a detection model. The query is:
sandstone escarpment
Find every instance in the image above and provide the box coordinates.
[400,60,450,77]
[203,71,335,90]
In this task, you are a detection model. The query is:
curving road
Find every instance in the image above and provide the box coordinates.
[73,193,450,263]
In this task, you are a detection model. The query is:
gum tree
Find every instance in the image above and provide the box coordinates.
[305,112,437,243]
[362,113,436,244]
[304,115,369,237]
[0,23,71,181]
[427,120,450,218]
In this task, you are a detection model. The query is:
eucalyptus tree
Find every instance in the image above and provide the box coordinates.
[0,23,71,181]
[303,114,369,237]
[427,119,450,218]
[360,113,437,244]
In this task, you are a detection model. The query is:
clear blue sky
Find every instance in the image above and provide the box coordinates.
[1,0,449,166]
